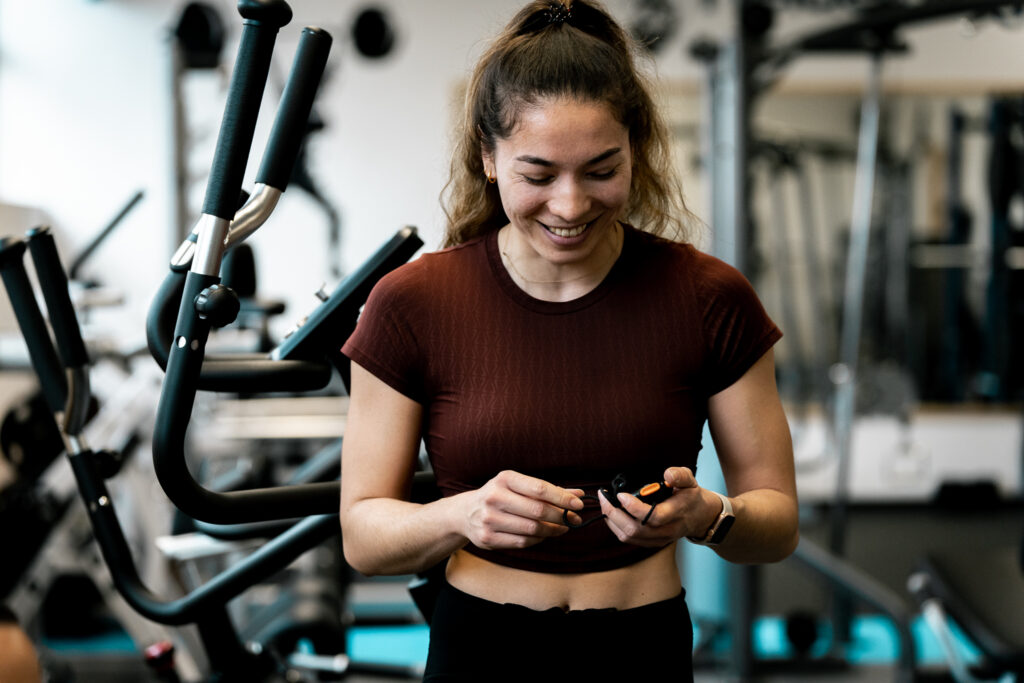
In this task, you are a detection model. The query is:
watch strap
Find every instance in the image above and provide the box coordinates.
[687,491,734,546]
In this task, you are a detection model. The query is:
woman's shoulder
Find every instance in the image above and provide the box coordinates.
[629,226,736,278]
[627,226,759,311]
[367,234,488,301]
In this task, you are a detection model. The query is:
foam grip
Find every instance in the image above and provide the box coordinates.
[202,0,292,219]
[0,236,66,413]
[256,26,332,191]
[25,227,90,370]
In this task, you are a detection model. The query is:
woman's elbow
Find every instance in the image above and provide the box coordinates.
[341,535,383,577]
[730,527,799,565]
[774,526,800,562]
[731,503,800,564]
[769,502,801,562]
[339,507,379,576]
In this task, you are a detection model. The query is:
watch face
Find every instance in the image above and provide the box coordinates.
[709,515,736,545]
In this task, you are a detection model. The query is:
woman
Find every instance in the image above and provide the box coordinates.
[340,1,798,679]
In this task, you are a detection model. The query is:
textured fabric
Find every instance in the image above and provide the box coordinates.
[423,579,694,682]
[342,225,781,573]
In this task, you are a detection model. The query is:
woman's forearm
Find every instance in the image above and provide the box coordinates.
[341,494,470,576]
[710,487,799,564]
[342,469,584,576]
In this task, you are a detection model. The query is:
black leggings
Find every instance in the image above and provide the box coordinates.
[423,580,694,682]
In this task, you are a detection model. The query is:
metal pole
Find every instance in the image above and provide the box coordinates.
[768,163,808,410]
[701,6,757,676]
[829,51,884,648]
[708,39,746,273]
[794,160,836,408]
[169,40,190,252]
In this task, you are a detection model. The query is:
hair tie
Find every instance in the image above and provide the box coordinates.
[545,2,572,26]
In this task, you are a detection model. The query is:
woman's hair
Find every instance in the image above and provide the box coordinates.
[441,0,692,247]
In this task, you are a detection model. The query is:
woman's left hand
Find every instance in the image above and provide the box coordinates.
[599,466,718,547]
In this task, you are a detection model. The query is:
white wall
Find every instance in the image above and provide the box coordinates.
[0,0,177,350]
[1,0,1022,353]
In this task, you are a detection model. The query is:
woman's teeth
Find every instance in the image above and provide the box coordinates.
[545,222,589,238]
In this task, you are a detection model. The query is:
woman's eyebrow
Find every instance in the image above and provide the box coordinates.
[514,147,623,167]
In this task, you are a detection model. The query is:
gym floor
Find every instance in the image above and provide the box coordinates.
[342,668,904,682]
[33,497,1017,681]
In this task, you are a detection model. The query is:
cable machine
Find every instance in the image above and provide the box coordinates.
[696,2,1024,679]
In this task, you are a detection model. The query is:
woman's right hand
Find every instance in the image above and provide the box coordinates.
[459,470,584,550]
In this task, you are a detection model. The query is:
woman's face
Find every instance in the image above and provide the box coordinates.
[483,97,632,269]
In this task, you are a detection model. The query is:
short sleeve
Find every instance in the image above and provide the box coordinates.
[341,270,425,403]
[700,259,782,395]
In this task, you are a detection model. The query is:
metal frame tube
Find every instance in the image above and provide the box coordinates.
[829,51,884,649]
[225,183,281,247]
[793,539,917,683]
[191,214,231,277]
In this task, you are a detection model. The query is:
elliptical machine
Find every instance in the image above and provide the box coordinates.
[0,0,424,679]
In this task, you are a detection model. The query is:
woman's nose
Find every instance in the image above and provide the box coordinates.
[547,179,591,222]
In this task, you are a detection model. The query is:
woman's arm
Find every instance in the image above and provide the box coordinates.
[704,348,798,563]
[340,362,584,576]
[599,349,798,564]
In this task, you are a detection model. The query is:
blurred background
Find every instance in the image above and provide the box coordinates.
[1,1,1023,681]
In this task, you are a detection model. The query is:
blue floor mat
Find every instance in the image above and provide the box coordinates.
[748,614,981,665]
[347,624,430,667]
[44,630,139,654]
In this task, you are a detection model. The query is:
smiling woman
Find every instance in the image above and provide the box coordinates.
[443,0,690,249]
[338,1,798,681]
[485,98,631,301]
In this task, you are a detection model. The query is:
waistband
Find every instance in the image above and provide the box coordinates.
[440,577,686,620]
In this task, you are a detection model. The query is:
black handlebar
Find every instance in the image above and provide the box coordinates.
[25,227,90,371]
[256,26,332,190]
[0,224,341,625]
[0,236,67,414]
[0,0,423,639]
[153,312,341,521]
[145,267,187,370]
[148,0,346,523]
[202,0,291,220]
[71,446,337,625]
[151,226,421,525]
[146,20,335,395]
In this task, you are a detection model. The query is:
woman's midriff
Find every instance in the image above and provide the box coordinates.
[444,543,681,611]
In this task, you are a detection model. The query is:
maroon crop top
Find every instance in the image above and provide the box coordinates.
[342,225,781,574]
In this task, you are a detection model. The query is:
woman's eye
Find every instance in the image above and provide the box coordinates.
[519,167,617,184]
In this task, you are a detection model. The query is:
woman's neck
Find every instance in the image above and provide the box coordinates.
[498,223,624,302]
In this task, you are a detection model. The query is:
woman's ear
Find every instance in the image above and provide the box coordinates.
[481,149,494,181]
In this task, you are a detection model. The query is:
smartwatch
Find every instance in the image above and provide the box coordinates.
[687,491,734,546]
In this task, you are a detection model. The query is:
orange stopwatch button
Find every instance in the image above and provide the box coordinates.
[639,483,663,497]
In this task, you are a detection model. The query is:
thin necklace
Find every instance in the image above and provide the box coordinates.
[499,225,622,285]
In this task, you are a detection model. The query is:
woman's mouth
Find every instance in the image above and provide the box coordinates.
[542,220,592,238]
